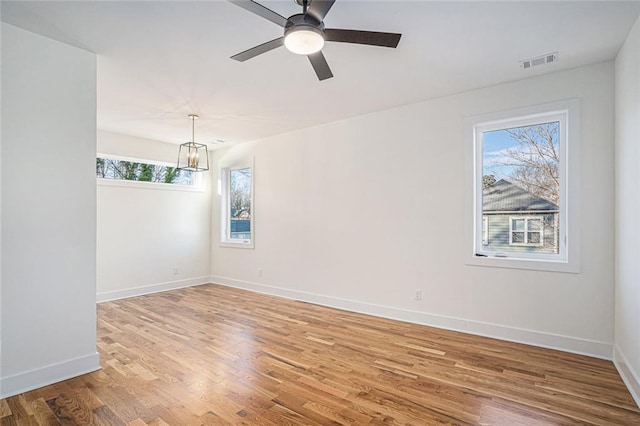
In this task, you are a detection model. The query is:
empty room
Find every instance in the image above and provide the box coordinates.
[1,0,640,424]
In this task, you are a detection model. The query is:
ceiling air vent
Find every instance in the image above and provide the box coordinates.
[520,52,558,69]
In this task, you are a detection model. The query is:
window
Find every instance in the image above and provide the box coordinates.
[509,217,543,246]
[220,162,254,248]
[467,100,580,273]
[97,155,196,187]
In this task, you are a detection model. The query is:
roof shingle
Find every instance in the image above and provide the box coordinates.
[483,179,558,212]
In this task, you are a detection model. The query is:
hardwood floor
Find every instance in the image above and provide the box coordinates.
[1,284,639,425]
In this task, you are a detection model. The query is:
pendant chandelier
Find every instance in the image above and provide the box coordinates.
[177,114,209,172]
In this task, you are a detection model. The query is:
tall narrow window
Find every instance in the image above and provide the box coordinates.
[220,162,254,248]
[470,100,580,272]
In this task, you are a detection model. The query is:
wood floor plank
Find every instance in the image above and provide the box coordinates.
[0,398,12,418]
[1,284,639,425]
[29,398,63,426]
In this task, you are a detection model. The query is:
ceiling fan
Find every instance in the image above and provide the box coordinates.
[229,0,402,81]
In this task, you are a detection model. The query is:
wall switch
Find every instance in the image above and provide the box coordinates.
[257,268,263,277]
[415,289,422,301]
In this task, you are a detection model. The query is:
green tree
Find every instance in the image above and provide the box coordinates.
[139,164,154,181]
[164,167,180,184]
[96,158,106,178]
[123,162,140,180]
[110,160,140,180]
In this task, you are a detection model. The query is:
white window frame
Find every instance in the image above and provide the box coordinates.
[96,153,204,192]
[465,99,580,273]
[509,216,544,247]
[219,159,254,249]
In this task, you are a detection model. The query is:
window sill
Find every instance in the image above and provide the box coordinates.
[466,253,579,274]
[219,240,254,249]
[97,178,205,192]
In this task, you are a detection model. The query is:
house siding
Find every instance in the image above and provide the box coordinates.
[484,213,558,254]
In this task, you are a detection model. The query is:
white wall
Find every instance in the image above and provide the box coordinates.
[614,16,640,406]
[96,131,211,301]
[211,62,615,358]
[1,24,99,398]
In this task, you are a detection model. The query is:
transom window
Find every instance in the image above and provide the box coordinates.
[97,156,194,186]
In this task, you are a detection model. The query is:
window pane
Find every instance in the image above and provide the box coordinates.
[528,232,541,244]
[482,121,560,254]
[229,167,251,240]
[528,219,542,231]
[512,218,525,231]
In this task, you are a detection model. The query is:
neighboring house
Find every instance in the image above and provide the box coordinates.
[230,219,250,238]
[230,208,251,239]
[483,179,559,254]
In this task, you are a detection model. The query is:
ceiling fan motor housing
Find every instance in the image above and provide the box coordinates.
[285,13,325,35]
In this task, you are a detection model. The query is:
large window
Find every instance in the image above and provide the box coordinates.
[469,100,580,272]
[220,162,254,248]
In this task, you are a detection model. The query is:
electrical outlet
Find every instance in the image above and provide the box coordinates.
[414,289,422,301]
[173,267,179,275]
[257,268,263,277]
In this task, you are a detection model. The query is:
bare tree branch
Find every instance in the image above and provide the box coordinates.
[499,122,560,205]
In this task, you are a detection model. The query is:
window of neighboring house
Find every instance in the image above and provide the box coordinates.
[96,155,198,188]
[509,217,543,246]
[482,216,488,246]
[220,162,254,248]
[468,99,580,273]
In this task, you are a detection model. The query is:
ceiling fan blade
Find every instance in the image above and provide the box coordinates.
[308,51,333,81]
[325,29,402,48]
[231,37,284,62]
[228,0,288,27]
[307,0,335,22]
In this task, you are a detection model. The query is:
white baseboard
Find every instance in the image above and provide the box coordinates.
[614,345,640,408]
[210,275,613,360]
[0,352,100,399]
[97,276,210,303]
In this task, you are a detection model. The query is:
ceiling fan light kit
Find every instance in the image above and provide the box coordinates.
[284,15,325,55]
[229,0,402,81]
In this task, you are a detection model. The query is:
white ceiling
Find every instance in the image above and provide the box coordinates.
[2,1,640,147]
